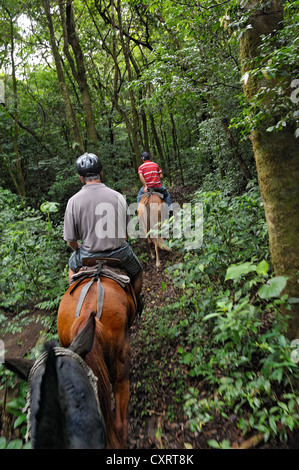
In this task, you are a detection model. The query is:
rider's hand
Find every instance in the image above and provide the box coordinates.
[144,186,148,192]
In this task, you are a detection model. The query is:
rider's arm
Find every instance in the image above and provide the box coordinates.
[67,240,81,250]
[139,173,148,192]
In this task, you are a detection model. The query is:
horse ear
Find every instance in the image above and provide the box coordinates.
[4,358,34,381]
[69,312,96,358]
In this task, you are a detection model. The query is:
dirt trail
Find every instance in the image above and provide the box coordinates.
[127,246,197,449]
[126,185,203,449]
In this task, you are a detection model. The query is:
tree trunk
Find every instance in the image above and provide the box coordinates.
[44,0,84,154]
[116,0,141,166]
[240,0,299,339]
[6,10,26,198]
[170,111,184,185]
[221,116,251,182]
[59,0,98,149]
[149,113,166,169]
[110,0,139,172]
[160,111,172,184]
[141,105,149,152]
[211,97,251,181]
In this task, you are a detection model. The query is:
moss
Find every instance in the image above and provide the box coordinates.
[240,0,299,339]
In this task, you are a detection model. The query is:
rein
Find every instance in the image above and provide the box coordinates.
[24,346,105,442]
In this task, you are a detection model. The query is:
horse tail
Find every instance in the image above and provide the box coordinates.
[71,313,123,449]
[71,315,110,407]
[152,200,172,252]
[137,201,148,237]
[155,236,172,251]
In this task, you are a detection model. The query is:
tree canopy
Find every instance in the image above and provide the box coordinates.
[0,0,259,199]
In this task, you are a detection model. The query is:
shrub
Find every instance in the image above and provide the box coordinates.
[0,187,68,311]
[138,182,299,444]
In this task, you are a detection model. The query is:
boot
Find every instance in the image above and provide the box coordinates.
[136,294,144,316]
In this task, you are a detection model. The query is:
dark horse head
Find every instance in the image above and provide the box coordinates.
[5,313,106,449]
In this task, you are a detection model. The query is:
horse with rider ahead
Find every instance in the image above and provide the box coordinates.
[137,151,172,267]
[137,151,173,216]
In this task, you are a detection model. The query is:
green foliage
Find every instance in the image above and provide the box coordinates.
[230,1,299,139]
[0,0,298,449]
[5,383,28,436]
[0,380,31,448]
[0,437,31,449]
[207,439,231,449]
[0,0,296,207]
[137,184,299,445]
[0,187,68,311]
[258,276,288,300]
[1,0,255,201]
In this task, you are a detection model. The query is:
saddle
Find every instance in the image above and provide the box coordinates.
[141,188,165,204]
[70,258,132,319]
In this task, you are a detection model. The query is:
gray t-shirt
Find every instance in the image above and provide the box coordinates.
[63,183,130,252]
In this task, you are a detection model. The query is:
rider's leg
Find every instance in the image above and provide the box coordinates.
[137,187,145,203]
[132,269,143,298]
[68,268,76,285]
[68,249,83,285]
[132,269,143,315]
[160,186,173,213]
[122,246,143,313]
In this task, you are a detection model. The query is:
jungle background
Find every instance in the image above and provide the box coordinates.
[0,0,299,449]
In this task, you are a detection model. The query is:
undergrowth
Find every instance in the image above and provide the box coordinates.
[138,181,299,446]
[0,188,67,446]
[0,187,68,313]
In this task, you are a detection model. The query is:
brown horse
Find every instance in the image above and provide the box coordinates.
[57,263,137,448]
[138,189,171,267]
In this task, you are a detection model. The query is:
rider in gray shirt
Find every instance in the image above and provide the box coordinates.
[64,153,143,305]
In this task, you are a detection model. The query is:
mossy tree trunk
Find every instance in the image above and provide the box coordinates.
[240,0,299,339]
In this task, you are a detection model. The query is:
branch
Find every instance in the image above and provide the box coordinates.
[94,0,153,51]
[1,103,56,158]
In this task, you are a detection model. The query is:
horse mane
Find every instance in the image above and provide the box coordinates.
[70,314,123,449]
[34,342,67,448]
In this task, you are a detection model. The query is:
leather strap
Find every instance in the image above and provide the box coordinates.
[75,262,105,319]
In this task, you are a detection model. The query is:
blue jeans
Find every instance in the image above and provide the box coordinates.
[69,242,142,277]
[137,186,173,210]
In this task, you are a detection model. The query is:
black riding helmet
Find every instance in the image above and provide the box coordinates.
[76,153,102,176]
[141,152,150,161]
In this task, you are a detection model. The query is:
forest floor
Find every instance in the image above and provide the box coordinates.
[1,185,298,450]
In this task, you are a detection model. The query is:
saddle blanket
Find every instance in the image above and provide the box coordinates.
[71,264,131,289]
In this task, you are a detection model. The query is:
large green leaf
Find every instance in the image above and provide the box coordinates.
[225,262,256,280]
[256,259,269,276]
[40,202,59,213]
[258,276,288,299]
